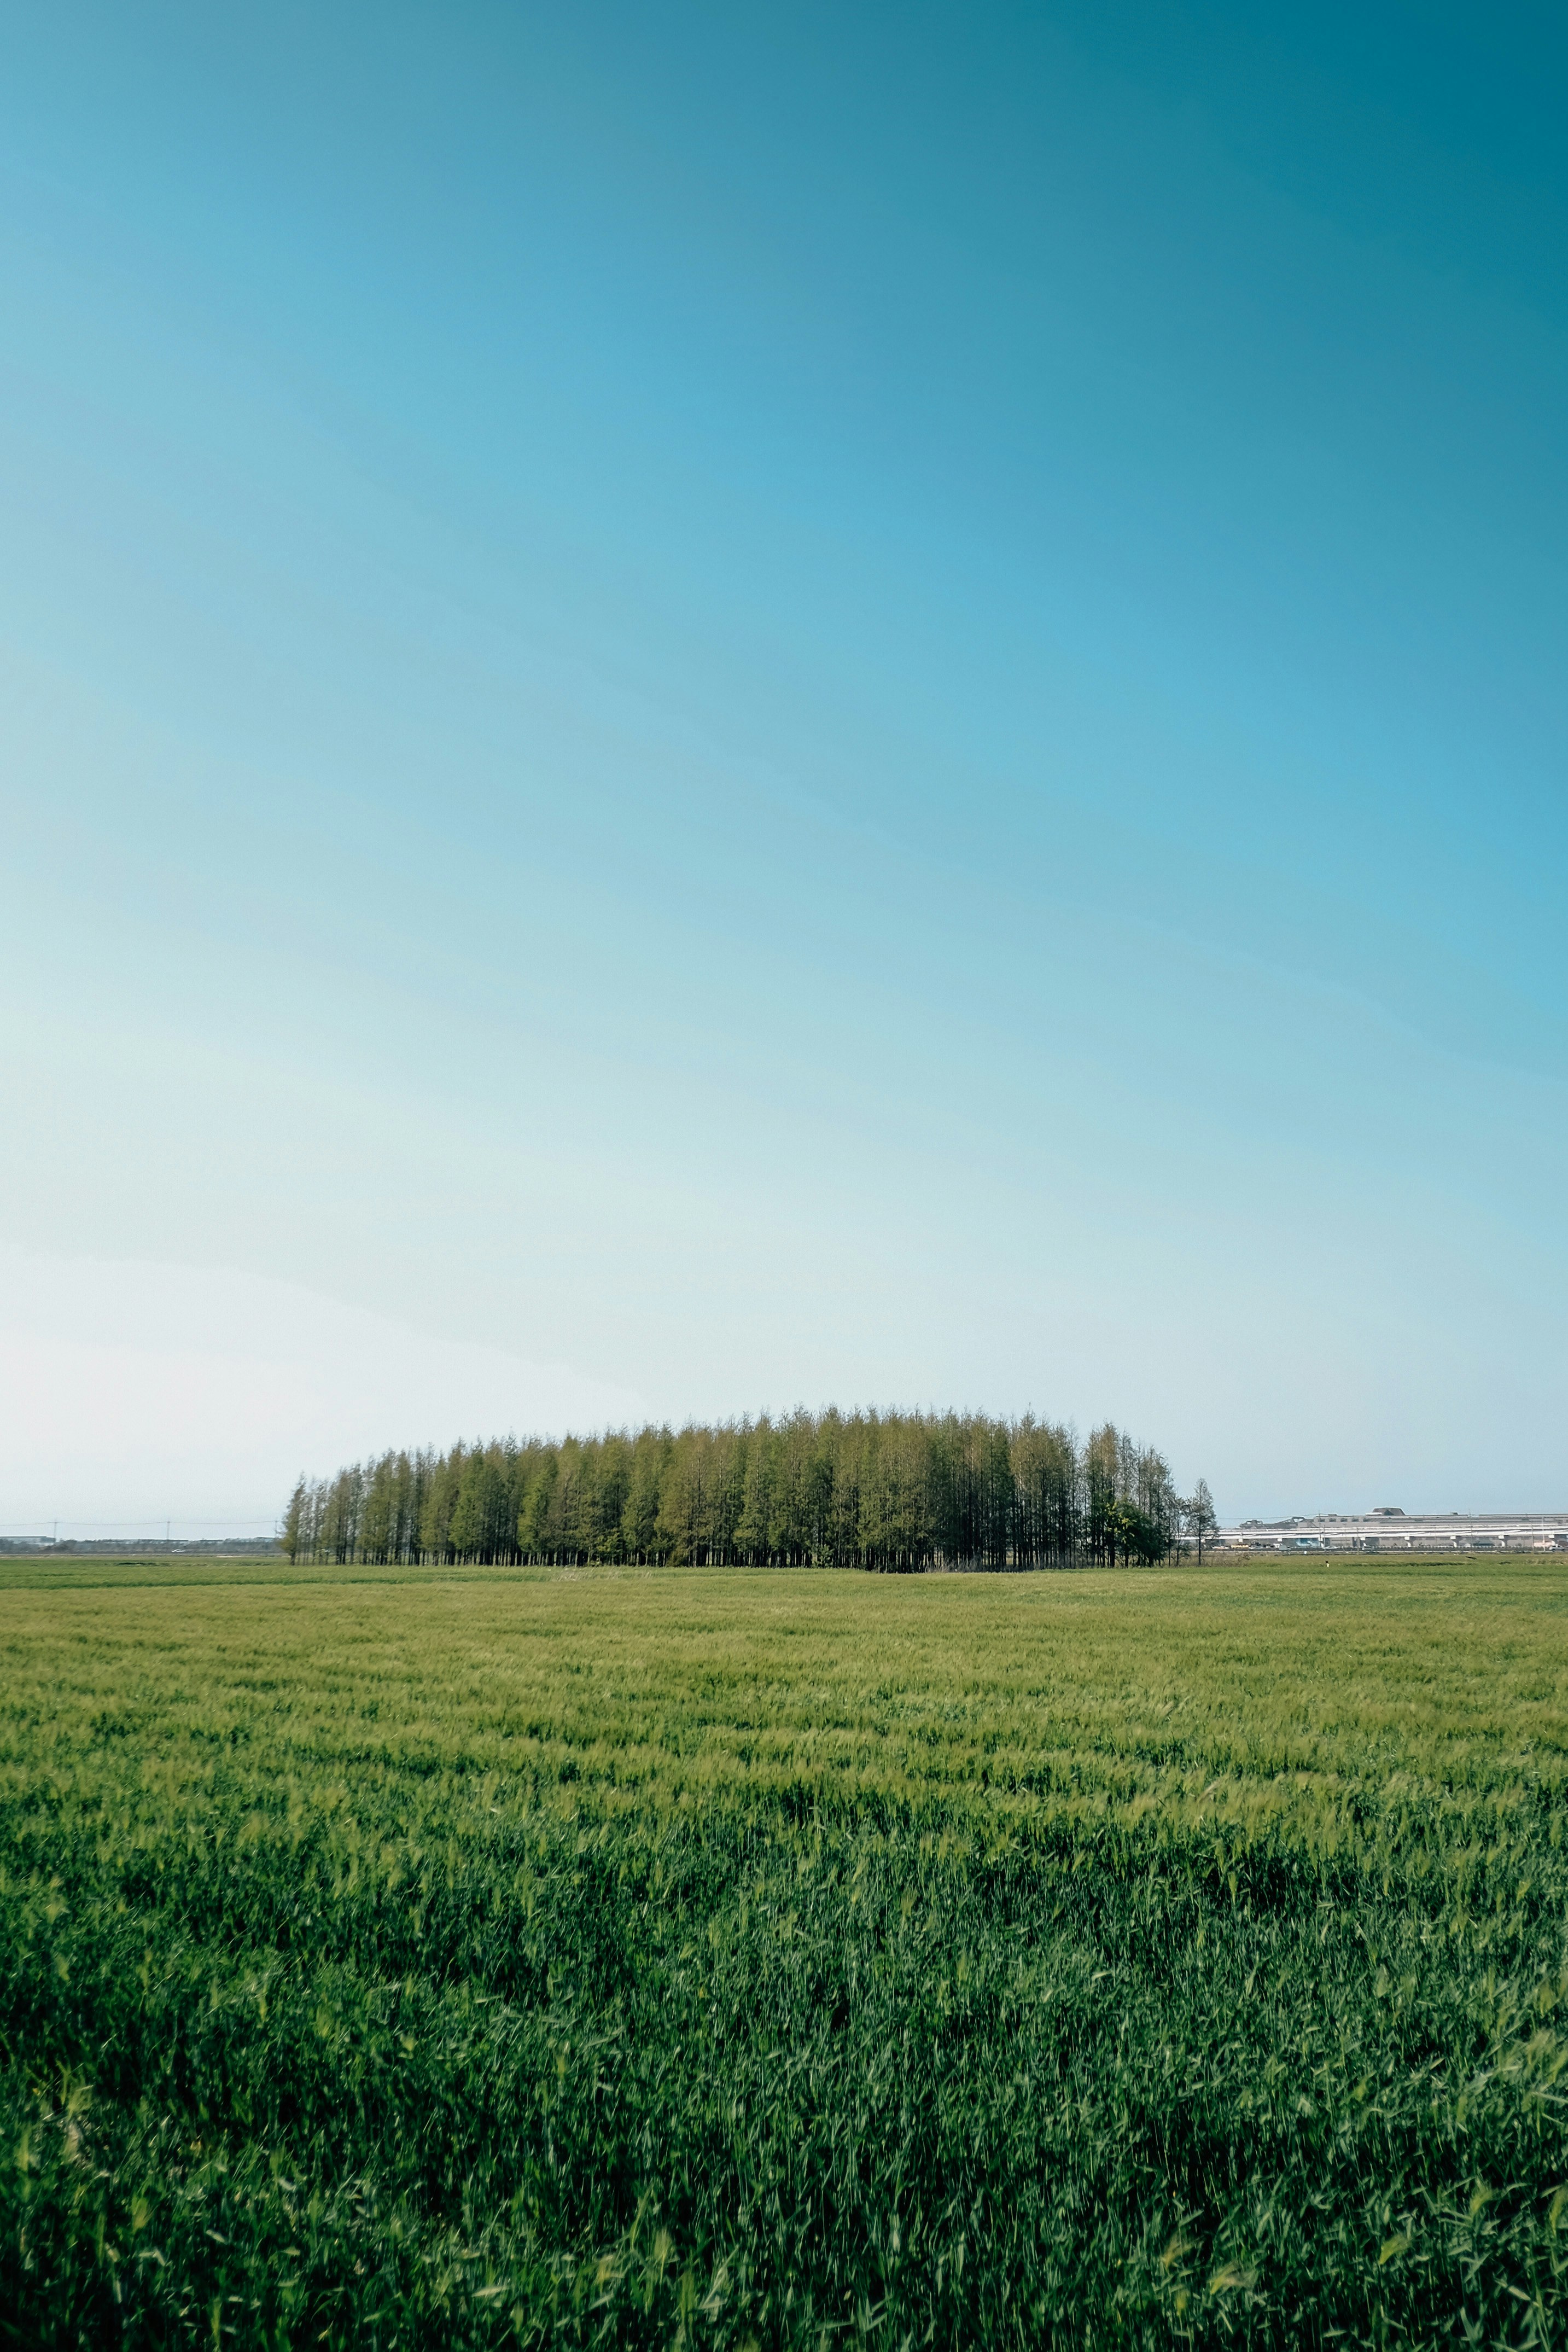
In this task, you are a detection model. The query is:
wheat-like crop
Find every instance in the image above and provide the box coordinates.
[2,1554,1566,2344]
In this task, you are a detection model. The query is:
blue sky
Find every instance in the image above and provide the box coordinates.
[4,1,1566,1527]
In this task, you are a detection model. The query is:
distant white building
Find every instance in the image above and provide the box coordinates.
[1216,1509,1568,1552]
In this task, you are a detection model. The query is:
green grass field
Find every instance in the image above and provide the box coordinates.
[3,1555,1567,2347]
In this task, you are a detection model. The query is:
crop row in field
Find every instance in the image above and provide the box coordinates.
[3,1558,1567,2347]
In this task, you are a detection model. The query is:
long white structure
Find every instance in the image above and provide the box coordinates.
[1218,1509,1568,1552]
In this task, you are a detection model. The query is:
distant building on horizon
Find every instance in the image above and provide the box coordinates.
[1218,1510,1568,1552]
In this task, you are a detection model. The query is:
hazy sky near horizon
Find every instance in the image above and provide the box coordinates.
[4,1,1567,1529]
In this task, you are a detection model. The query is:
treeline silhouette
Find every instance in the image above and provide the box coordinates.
[282,1412,1216,1571]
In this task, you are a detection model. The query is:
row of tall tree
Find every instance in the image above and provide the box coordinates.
[282,1412,1217,1571]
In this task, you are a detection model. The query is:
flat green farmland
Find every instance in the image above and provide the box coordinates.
[3,1560,1567,2348]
